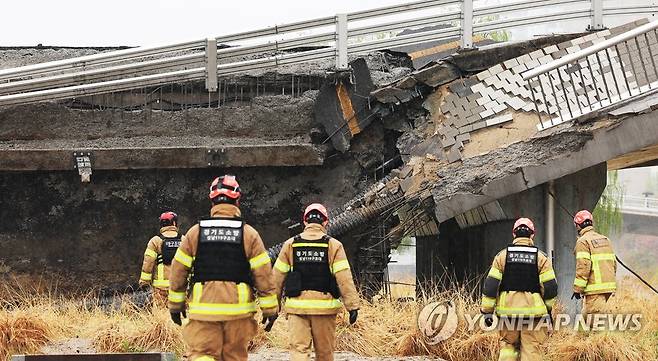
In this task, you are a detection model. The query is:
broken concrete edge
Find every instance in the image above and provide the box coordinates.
[432,109,658,222]
[0,143,329,171]
[370,33,588,104]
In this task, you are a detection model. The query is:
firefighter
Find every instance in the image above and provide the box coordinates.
[139,211,182,306]
[571,209,617,315]
[272,203,360,361]
[480,218,558,361]
[168,175,278,361]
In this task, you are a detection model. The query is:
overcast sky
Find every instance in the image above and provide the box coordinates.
[0,0,412,47]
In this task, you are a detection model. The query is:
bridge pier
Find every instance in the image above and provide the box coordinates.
[417,163,606,311]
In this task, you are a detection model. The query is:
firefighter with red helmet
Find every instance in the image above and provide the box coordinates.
[168,175,278,361]
[139,211,183,306]
[480,217,558,361]
[272,203,360,361]
[571,210,617,315]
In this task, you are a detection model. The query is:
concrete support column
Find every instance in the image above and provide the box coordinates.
[417,163,607,311]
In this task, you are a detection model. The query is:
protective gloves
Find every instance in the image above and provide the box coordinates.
[262,314,278,332]
[170,309,187,326]
[349,309,358,324]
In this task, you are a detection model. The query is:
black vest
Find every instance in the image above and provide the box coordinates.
[157,233,181,266]
[292,235,332,293]
[191,217,251,285]
[499,244,541,293]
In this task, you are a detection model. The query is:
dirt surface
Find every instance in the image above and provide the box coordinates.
[41,338,97,354]
[39,342,441,361]
[250,349,441,360]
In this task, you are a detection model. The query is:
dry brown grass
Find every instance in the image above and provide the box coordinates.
[1,277,656,361]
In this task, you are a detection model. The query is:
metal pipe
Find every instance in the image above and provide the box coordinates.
[524,19,658,80]
[545,181,555,256]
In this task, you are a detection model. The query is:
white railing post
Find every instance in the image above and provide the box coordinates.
[591,0,604,30]
[205,38,218,92]
[461,0,474,49]
[336,13,349,70]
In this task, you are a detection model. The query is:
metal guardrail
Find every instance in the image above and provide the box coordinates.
[623,195,658,209]
[523,19,658,129]
[0,0,656,106]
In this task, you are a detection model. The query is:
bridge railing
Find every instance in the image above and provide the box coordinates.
[523,19,658,129]
[0,0,655,107]
[624,195,658,209]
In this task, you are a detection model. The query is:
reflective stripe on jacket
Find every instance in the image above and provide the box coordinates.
[167,204,278,322]
[139,225,180,290]
[480,237,558,317]
[272,223,360,315]
[573,226,617,295]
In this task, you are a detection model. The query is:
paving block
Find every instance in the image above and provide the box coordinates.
[471,82,486,93]
[557,40,573,50]
[517,54,532,64]
[480,108,495,118]
[503,58,519,69]
[484,76,496,86]
[522,102,536,112]
[472,121,487,131]
[583,33,598,42]
[456,133,471,143]
[442,135,456,148]
[493,102,508,113]
[529,49,545,59]
[572,37,585,45]
[489,64,504,75]
[512,63,527,75]
[539,55,554,65]
[458,125,473,134]
[544,44,559,54]
[464,77,479,87]
[567,45,581,54]
[476,94,491,105]
[506,97,527,110]
[476,69,491,81]
[481,86,495,96]
[466,114,481,124]
[483,99,499,110]
[492,89,505,101]
[526,59,540,69]
[485,113,514,127]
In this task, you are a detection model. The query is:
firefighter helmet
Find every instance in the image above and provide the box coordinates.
[513,217,535,237]
[159,211,178,226]
[209,175,241,201]
[303,203,329,226]
[573,210,593,227]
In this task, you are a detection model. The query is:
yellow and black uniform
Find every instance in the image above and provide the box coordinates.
[168,203,278,361]
[573,226,616,314]
[139,225,182,305]
[480,237,558,361]
[272,223,360,361]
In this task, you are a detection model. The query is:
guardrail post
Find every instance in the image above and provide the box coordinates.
[461,0,474,49]
[591,0,604,30]
[336,13,349,70]
[205,38,218,92]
